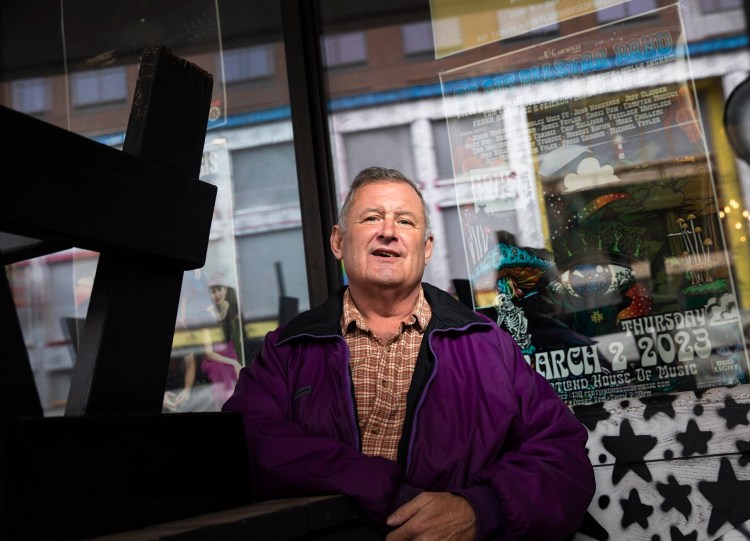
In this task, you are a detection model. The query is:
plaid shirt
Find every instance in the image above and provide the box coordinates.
[341,287,432,461]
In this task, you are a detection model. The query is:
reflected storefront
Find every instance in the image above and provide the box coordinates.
[318,0,750,407]
[2,2,748,402]
[439,4,750,404]
[2,1,749,397]
[3,0,309,415]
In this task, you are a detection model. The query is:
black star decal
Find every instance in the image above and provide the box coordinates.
[669,525,697,541]
[573,402,610,431]
[698,457,750,535]
[737,440,750,467]
[640,394,677,420]
[602,419,657,484]
[717,395,750,429]
[620,488,653,529]
[656,474,692,519]
[676,419,713,457]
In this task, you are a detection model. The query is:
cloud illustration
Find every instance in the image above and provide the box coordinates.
[563,157,620,192]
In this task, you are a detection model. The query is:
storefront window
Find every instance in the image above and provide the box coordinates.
[11,77,50,115]
[319,0,750,405]
[70,66,128,108]
[2,0,749,414]
[1,0,308,414]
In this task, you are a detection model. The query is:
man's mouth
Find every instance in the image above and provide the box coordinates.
[373,250,398,258]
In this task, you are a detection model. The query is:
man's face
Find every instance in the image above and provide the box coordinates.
[330,181,433,294]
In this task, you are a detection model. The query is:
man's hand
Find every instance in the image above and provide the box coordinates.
[385,492,477,541]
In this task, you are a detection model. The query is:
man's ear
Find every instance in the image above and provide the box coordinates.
[330,225,344,260]
[424,235,434,265]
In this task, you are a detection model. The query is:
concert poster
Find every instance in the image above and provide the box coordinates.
[439,5,750,404]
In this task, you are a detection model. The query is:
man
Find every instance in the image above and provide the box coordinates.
[223,167,595,540]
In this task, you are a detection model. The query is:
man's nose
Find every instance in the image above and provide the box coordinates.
[379,217,396,239]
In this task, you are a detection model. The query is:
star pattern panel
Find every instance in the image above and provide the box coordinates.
[572,385,750,540]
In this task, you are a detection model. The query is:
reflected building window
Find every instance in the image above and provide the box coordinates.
[402,21,434,57]
[70,66,128,108]
[343,125,415,181]
[237,228,308,320]
[12,77,50,115]
[322,31,367,68]
[698,0,743,12]
[232,142,298,209]
[230,141,309,322]
[596,0,658,22]
[432,119,454,180]
[222,45,275,83]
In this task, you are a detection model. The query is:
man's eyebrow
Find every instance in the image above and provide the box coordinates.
[355,208,420,222]
[358,207,384,215]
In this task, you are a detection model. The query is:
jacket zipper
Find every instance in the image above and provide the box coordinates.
[342,337,362,450]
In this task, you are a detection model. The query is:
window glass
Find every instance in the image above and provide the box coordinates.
[222,45,275,83]
[496,6,560,40]
[12,78,50,115]
[232,142,298,208]
[70,66,128,107]
[433,119,454,180]
[402,21,434,56]
[698,0,743,13]
[320,0,750,407]
[596,0,658,22]
[343,125,416,181]
[237,228,309,321]
[1,0,749,414]
[322,31,367,67]
[1,0,308,415]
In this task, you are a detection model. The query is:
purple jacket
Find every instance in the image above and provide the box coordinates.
[223,283,595,540]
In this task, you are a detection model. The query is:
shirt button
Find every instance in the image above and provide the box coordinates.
[371,427,380,435]
[381,379,388,388]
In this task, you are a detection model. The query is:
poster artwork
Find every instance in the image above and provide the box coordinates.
[429,0,628,58]
[440,6,750,404]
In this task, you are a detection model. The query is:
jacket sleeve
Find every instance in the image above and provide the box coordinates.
[456,329,595,541]
[221,329,404,526]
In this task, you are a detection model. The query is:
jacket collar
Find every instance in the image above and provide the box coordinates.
[420,282,488,330]
[279,282,489,343]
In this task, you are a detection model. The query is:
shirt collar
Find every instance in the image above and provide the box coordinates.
[341,286,430,334]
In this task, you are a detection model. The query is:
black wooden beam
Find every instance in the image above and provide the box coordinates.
[0,233,68,265]
[65,46,215,415]
[0,105,215,270]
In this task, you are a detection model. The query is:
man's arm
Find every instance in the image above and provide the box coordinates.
[222,329,405,525]
[457,330,595,540]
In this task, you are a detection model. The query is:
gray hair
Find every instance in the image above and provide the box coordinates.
[338,167,432,241]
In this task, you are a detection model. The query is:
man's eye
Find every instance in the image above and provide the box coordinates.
[363,216,380,222]
[398,219,415,227]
